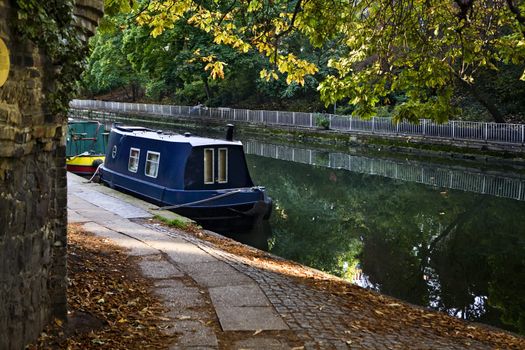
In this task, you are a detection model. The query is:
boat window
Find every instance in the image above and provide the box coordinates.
[128,148,140,173]
[145,151,160,178]
[204,148,214,184]
[218,148,228,183]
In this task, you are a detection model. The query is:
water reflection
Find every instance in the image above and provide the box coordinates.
[245,140,525,202]
[244,143,525,335]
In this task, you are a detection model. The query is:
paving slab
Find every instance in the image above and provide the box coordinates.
[73,188,152,219]
[185,261,254,287]
[68,172,191,223]
[190,272,255,288]
[67,209,90,223]
[209,285,271,307]
[155,240,219,265]
[81,222,157,257]
[232,338,289,349]
[165,320,218,348]
[155,286,205,309]
[139,255,185,279]
[213,306,289,331]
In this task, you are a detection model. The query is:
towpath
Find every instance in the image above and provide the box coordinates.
[67,173,524,349]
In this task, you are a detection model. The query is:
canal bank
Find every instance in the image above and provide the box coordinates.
[68,108,525,172]
[67,173,525,349]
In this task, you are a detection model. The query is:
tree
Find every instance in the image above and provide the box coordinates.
[118,0,525,122]
[81,24,146,101]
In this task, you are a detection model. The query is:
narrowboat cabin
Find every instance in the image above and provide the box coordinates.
[100,125,272,232]
[66,120,107,175]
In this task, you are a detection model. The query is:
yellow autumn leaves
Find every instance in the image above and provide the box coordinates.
[136,0,318,86]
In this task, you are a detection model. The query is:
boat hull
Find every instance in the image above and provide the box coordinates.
[66,155,105,175]
[100,166,271,232]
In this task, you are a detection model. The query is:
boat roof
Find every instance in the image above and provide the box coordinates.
[112,125,243,147]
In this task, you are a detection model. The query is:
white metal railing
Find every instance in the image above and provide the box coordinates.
[243,140,525,202]
[69,99,525,145]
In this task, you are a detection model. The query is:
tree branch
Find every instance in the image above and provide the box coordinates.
[506,0,525,36]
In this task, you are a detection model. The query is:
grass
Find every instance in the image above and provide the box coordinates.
[153,214,196,231]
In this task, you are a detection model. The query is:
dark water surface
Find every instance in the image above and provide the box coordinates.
[98,119,525,334]
[238,138,525,335]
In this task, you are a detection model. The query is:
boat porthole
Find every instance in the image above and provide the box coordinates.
[111,145,117,158]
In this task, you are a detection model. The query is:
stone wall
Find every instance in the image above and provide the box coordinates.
[0,1,103,349]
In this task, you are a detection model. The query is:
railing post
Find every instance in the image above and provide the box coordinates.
[484,123,488,141]
[233,109,236,121]
[349,116,352,131]
[452,121,455,139]
[372,116,375,133]
[396,120,399,134]
[277,111,280,124]
[422,119,426,136]
[329,115,332,129]
[292,112,296,125]
[310,113,313,127]
[522,124,524,144]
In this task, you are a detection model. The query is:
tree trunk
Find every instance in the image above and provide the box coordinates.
[131,82,138,102]
[202,76,212,104]
[459,78,506,123]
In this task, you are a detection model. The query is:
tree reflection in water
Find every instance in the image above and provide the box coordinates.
[247,154,525,334]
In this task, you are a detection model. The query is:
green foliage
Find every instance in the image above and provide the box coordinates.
[14,0,86,116]
[81,7,329,109]
[314,114,329,130]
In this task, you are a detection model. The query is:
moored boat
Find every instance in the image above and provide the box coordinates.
[100,125,272,232]
[66,120,107,175]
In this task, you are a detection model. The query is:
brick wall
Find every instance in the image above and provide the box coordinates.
[0,1,103,348]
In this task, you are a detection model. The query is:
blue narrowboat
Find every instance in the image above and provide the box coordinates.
[100,125,272,231]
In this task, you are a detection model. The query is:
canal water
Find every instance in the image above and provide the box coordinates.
[235,137,525,335]
[91,117,525,334]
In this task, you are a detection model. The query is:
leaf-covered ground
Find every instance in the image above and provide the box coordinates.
[27,221,525,349]
[28,224,175,349]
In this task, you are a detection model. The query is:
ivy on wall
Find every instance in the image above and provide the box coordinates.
[13,0,87,116]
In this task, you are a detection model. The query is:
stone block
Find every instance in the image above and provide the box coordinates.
[213,306,289,331]
[0,106,7,122]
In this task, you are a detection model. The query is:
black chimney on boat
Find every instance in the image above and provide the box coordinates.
[225,124,234,141]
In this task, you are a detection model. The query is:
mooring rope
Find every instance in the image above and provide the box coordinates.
[86,162,104,183]
[154,189,244,210]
